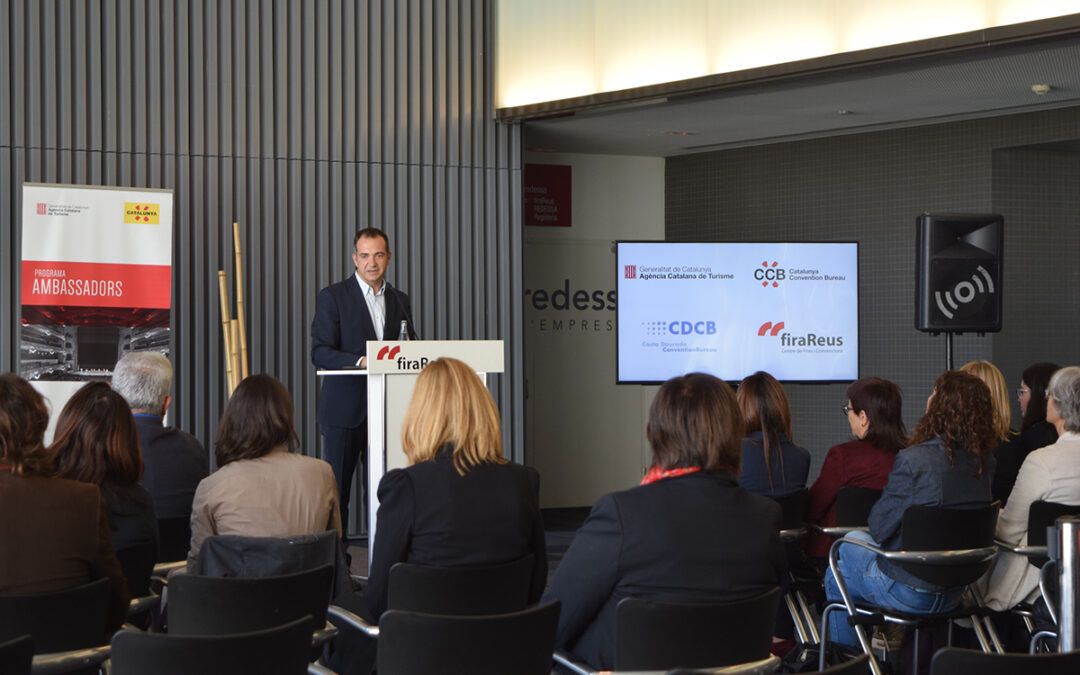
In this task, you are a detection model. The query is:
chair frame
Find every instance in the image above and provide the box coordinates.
[990,501,1080,653]
[375,601,559,675]
[554,588,780,675]
[554,653,781,675]
[327,556,535,638]
[819,517,998,675]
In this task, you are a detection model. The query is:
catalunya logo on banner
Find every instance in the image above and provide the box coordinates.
[21,261,172,309]
[124,203,161,224]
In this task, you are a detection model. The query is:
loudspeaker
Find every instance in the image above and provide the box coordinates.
[915,213,1003,333]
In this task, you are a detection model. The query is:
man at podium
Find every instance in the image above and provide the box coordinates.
[312,227,417,538]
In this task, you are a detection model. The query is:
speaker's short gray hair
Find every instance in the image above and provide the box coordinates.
[112,351,172,415]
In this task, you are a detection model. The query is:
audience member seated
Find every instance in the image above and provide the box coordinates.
[804,377,906,562]
[996,362,1060,505]
[542,373,786,670]
[0,374,129,632]
[187,374,341,568]
[824,370,997,649]
[112,351,208,532]
[736,371,810,499]
[979,365,1080,612]
[330,357,547,674]
[960,361,1018,508]
[50,381,159,558]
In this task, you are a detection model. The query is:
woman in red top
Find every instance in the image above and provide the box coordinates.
[804,377,907,561]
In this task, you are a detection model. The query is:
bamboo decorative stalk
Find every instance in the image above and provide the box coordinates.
[233,222,250,379]
[217,270,235,395]
[229,319,241,391]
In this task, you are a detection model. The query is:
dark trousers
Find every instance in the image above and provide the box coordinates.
[322,423,367,537]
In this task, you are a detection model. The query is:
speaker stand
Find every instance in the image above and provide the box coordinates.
[945,332,954,371]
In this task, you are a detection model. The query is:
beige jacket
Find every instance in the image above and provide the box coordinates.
[188,447,342,567]
[980,431,1080,610]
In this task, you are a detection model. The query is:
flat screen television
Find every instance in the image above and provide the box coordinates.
[616,241,859,384]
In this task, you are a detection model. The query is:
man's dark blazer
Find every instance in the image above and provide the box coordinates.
[134,414,208,520]
[541,472,786,670]
[311,275,416,429]
[363,448,548,621]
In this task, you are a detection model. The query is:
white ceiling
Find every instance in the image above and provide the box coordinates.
[523,34,1080,157]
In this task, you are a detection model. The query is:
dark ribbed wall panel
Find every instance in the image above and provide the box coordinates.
[1,1,525,491]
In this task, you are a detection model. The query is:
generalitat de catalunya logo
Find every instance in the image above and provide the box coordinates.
[624,265,637,279]
[754,261,783,288]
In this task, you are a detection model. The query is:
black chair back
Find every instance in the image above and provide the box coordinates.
[612,587,780,671]
[930,646,1080,674]
[116,538,158,597]
[110,615,313,675]
[191,530,351,599]
[376,600,559,675]
[0,578,110,652]
[897,504,998,587]
[168,564,334,635]
[387,555,534,615]
[0,634,33,675]
[156,517,191,563]
[772,489,807,530]
[834,487,881,527]
[1028,500,1080,568]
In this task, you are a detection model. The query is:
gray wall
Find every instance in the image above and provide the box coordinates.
[667,107,1080,476]
[0,1,525,478]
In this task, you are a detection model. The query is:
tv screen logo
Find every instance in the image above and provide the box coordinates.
[757,321,785,336]
[624,265,637,279]
[754,261,783,287]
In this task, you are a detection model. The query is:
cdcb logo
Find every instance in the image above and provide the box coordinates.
[668,320,716,335]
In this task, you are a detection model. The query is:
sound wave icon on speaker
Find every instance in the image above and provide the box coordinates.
[934,265,995,320]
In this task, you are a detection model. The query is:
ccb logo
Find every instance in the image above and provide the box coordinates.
[753,261,784,287]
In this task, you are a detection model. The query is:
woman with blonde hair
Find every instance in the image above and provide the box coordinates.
[960,360,1020,503]
[736,371,810,498]
[364,357,546,620]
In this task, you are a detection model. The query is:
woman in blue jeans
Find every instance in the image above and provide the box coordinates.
[825,370,998,648]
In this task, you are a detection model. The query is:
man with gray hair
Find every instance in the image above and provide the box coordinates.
[113,351,208,561]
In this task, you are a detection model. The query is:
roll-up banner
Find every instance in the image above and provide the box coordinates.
[20,183,174,430]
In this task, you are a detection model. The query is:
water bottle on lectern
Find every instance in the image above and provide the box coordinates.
[399,320,410,341]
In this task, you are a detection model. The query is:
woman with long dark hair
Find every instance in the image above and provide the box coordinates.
[1,375,129,632]
[804,377,906,560]
[186,374,340,567]
[50,381,158,557]
[736,371,810,498]
[824,370,997,648]
[993,362,1061,504]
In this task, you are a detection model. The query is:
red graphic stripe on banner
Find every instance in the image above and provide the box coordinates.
[21,261,172,309]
